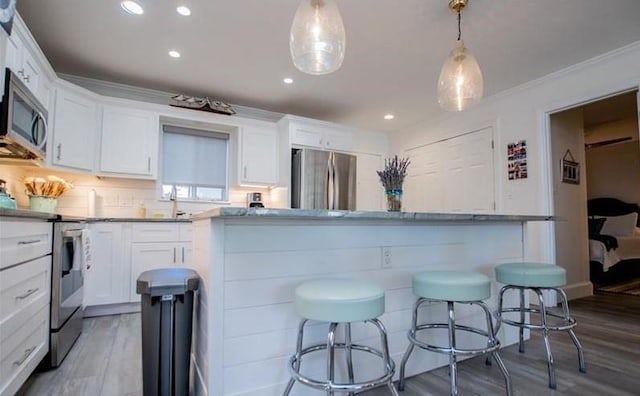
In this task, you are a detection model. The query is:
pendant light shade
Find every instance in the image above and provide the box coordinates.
[437,0,483,111]
[437,40,483,111]
[290,0,346,75]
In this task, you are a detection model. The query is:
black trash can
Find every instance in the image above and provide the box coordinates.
[136,267,200,396]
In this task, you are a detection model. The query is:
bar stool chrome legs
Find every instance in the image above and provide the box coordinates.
[283,319,398,395]
[398,298,512,396]
[283,279,397,395]
[493,262,586,390]
[495,284,586,389]
[397,271,512,396]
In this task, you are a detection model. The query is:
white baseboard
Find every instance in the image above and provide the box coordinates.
[83,302,140,317]
[564,281,593,300]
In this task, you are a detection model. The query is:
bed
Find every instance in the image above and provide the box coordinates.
[588,197,640,283]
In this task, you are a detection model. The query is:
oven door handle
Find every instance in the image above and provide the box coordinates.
[63,229,83,238]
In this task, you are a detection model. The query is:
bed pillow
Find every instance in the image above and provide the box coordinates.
[634,227,640,237]
[599,213,639,237]
[588,217,606,238]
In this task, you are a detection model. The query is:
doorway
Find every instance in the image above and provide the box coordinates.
[549,90,640,299]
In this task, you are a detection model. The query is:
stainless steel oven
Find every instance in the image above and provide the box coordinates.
[50,221,85,367]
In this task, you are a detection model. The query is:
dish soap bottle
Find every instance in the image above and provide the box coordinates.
[137,201,146,218]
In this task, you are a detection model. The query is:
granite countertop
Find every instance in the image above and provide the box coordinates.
[0,208,191,222]
[192,207,555,222]
[0,207,58,220]
[85,217,191,223]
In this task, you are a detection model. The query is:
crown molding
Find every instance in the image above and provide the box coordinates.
[57,73,285,123]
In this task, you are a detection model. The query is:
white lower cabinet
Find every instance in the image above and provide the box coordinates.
[83,222,192,307]
[129,223,192,302]
[0,218,51,396]
[84,223,131,307]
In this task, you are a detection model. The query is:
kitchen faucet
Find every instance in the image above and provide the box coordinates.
[169,185,185,218]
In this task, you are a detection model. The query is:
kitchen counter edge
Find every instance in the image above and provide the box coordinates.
[0,208,191,222]
[192,207,555,222]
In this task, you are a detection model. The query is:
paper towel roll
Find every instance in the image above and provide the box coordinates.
[88,189,96,217]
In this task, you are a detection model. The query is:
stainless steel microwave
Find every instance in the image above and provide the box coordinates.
[0,68,48,160]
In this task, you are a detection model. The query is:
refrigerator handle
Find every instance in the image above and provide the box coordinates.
[327,152,335,209]
[332,154,340,209]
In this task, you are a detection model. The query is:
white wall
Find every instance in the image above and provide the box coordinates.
[550,108,591,298]
[391,41,640,297]
[586,141,640,203]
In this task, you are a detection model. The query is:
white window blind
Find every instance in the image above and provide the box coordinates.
[162,125,229,199]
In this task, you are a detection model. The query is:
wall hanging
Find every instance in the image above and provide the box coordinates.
[507,140,527,180]
[561,149,580,184]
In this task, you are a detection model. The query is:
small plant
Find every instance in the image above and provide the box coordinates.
[376,156,410,191]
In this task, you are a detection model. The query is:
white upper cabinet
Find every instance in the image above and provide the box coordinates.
[281,116,353,152]
[6,33,40,100]
[239,122,278,186]
[4,17,54,111]
[51,83,99,171]
[100,105,159,179]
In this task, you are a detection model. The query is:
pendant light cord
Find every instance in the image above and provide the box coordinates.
[457,10,462,40]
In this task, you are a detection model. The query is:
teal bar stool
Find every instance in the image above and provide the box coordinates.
[494,262,586,389]
[283,279,398,396]
[398,271,512,396]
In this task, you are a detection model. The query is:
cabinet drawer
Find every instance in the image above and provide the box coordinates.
[179,223,192,242]
[132,223,179,242]
[0,256,51,325]
[0,305,48,396]
[0,221,52,269]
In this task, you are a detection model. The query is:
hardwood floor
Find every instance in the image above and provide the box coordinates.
[18,313,142,396]
[19,294,640,395]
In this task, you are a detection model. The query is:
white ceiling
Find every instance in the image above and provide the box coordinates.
[16,0,640,133]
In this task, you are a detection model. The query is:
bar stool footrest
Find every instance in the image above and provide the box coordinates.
[498,307,577,331]
[288,343,395,392]
[409,323,500,356]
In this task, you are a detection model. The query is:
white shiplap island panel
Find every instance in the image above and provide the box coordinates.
[190,208,551,396]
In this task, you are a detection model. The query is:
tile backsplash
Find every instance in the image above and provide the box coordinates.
[0,164,287,217]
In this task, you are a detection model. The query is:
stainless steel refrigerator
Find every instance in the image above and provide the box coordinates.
[291,148,357,210]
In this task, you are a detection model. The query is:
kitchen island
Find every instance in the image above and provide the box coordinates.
[190,208,552,396]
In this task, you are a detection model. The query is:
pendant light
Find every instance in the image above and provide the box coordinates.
[437,0,483,111]
[290,0,346,75]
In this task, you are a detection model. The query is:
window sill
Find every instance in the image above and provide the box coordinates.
[158,199,233,205]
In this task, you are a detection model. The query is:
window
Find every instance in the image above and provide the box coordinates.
[161,125,229,201]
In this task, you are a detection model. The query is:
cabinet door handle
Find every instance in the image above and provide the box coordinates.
[326,140,331,147]
[57,143,62,160]
[16,288,39,300]
[18,239,41,245]
[13,347,35,366]
[24,74,30,83]
[182,247,185,263]
[17,68,24,76]
[147,157,151,172]
[319,138,323,145]
[173,247,176,264]
[243,166,247,179]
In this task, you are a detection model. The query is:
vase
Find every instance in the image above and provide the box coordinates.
[385,189,402,212]
[29,195,58,213]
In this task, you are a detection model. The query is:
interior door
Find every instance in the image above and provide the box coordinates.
[404,127,495,213]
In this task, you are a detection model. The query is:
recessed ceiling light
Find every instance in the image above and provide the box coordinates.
[283,78,294,84]
[176,6,191,16]
[168,50,181,58]
[384,114,395,120]
[121,1,144,15]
